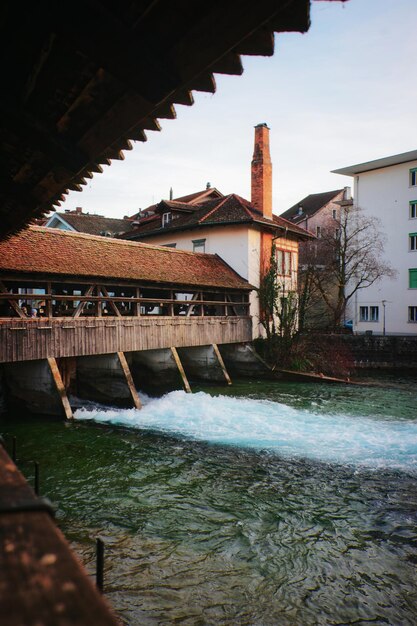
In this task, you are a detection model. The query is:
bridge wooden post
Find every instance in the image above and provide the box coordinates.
[47,357,74,420]
[212,344,232,385]
[171,347,191,393]
[116,352,142,410]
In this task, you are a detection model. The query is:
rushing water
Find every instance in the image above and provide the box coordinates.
[2,379,417,625]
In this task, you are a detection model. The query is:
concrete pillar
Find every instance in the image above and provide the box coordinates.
[130,348,183,394]
[3,359,70,416]
[177,345,231,383]
[76,353,138,407]
[218,342,273,378]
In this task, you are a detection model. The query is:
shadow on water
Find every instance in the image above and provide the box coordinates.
[2,377,417,625]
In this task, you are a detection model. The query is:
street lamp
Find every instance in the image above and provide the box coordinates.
[382,300,386,336]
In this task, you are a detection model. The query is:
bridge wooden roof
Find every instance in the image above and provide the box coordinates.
[0,0,311,240]
[0,227,251,291]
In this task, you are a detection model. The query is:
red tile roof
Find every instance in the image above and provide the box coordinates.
[0,226,251,291]
[129,188,223,220]
[125,193,314,241]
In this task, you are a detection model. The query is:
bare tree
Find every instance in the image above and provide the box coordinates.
[300,204,396,329]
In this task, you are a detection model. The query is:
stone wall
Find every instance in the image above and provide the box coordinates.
[340,335,417,369]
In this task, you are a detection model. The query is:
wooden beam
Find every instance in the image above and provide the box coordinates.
[72,284,95,318]
[212,343,232,385]
[47,357,73,420]
[0,104,89,173]
[186,292,200,317]
[117,352,142,410]
[99,286,121,317]
[0,280,28,318]
[171,347,191,394]
[0,446,120,626]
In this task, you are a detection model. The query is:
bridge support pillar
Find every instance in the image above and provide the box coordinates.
[217,343,272,378]
[177,344,232,384]
[2,359,74,417]
[130,349,184,394]
[76,353,139,408]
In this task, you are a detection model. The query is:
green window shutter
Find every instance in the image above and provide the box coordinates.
[409,269,417,288]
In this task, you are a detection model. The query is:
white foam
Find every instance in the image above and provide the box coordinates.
[74,390,417,471]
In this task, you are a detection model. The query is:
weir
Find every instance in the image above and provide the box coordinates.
[0,227,253,417]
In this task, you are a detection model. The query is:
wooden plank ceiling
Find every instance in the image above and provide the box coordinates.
[0,0,310,240]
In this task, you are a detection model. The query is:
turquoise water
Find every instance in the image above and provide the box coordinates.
[2,379,417,625]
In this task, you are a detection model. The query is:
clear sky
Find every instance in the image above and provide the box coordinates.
[60,0,416,219]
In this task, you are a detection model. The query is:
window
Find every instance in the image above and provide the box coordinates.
[409,306,417,322]
[316,226,322,238]
[162,243,176,248]
[276,249,292,276]
[409,233,417,251]
[332,209,337,220]
[410,201,417,219]
[409,269,417,288]
[193,238,206,253]
[359,306,368,322]
[162,212,172,227]
[370,306,379,322]
[359,306,379,322]
[410,168,417,187]
[335,228,340,240]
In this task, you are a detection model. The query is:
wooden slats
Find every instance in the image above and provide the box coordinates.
[0,317,252,364]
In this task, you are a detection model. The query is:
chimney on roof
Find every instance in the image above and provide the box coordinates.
[169,187,173,201]
[75,207,83,214]
[206,182,211,189]
[251,123,272,220]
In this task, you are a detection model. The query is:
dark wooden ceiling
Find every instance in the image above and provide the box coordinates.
[0,0,311,239]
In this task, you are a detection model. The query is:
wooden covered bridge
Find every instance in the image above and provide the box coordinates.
[0,226,253,418]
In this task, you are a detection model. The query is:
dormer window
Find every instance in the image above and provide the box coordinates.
[162,212,172,227]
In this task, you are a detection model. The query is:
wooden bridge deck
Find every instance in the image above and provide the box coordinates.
[0,316,252,363]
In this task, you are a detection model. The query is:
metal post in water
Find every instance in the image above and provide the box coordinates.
[34,462,40,496]
[96,538,104,593]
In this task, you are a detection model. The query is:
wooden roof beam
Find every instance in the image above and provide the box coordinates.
[0,104,89,174]
[236,27,275,56]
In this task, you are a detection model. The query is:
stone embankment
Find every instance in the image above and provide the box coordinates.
[340,335,417,369]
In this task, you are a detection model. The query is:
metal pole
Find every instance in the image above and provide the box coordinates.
[382,300,386,336]
[96,538,104,593]
[34,462,40,496]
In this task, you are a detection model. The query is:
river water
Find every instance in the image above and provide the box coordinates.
[2,378,417,625]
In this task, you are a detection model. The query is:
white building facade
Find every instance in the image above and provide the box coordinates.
[333,150,417,335]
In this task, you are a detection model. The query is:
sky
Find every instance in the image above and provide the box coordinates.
[60,0,416,219]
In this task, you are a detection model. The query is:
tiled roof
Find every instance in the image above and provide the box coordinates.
[280,190,344,223]
[52,213,134,236]
[124,193,313,241]
[129,188,223,220]
[0,226,251,291]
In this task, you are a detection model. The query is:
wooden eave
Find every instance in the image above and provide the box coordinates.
[0,270,253,294]
[0,0,312,240]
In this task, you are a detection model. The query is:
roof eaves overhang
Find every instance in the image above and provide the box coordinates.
[0,0,312,240]
[332,149,417,177]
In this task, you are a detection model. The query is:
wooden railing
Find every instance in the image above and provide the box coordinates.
[0,316,252,363]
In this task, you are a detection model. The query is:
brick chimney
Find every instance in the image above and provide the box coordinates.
[251,123,272,220]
